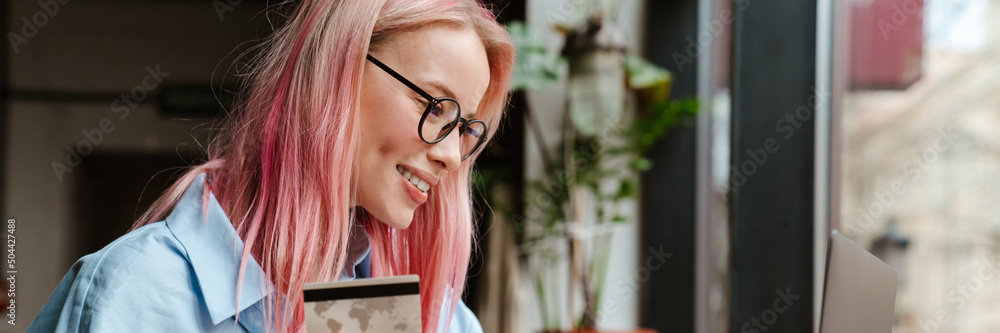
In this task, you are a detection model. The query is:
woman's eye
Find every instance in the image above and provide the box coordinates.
[428,103,445,117]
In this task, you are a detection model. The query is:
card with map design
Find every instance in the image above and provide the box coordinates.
[303,274,421,332]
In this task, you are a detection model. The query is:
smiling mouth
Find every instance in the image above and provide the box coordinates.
[396,165,431,192]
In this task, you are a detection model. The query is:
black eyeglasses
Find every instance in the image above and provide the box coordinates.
[366,54,487,161]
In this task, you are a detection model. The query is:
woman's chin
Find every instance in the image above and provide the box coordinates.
[380,210,415,230]
[386,220,413,230]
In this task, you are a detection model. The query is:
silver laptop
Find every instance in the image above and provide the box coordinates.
[819,230,898,333]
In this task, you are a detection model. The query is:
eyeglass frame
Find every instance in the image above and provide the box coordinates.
[365,54,488,161]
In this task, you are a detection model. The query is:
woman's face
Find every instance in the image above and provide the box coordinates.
[356,25,490,229]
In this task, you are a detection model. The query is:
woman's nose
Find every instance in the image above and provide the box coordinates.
[428,128,462,171]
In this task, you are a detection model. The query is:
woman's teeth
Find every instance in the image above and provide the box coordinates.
[397,166,430,192]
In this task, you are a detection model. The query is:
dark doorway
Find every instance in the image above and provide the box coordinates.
[73,152,194,258]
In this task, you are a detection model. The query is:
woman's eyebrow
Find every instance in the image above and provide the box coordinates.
[424,80,476,119]
[424,80,456,99]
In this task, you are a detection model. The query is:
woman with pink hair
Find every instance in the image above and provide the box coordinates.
[27,0,514,332]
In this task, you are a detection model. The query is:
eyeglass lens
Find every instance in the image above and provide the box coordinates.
[419,99,485,159]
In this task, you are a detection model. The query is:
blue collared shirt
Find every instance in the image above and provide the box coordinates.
[27,173,483,332]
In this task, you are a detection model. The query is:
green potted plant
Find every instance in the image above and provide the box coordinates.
[506,11,699,333]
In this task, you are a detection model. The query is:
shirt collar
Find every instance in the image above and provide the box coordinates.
[163,173,373,327]
[164,173,275,326]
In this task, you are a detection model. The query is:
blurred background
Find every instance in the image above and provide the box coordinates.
[2,0,999,332]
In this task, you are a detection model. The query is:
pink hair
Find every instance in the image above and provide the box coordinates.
[129,0,514,332]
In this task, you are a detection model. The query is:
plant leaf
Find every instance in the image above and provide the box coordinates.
[508,21,566,91]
